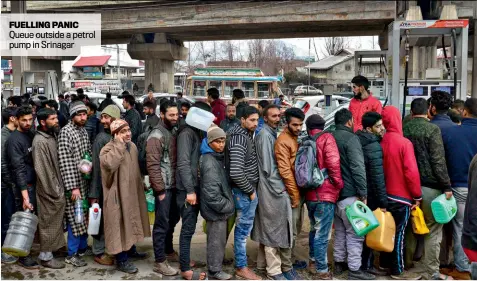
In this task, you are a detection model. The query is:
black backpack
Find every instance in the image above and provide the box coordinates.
[137,124,171,175]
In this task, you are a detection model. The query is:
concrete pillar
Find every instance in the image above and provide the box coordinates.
[127,33,187,94]
[411,47,420,79]
[11,0,27,90]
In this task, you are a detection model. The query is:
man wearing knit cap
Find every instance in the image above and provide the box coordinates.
[88,104,121,266]
[100,119,151,274]
[304,114,343,280]
[200,125,235,280]
[58,101,92,267]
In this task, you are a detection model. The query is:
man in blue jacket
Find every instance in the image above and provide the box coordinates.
[438,98,477,279]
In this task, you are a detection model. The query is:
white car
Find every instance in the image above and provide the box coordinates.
[293,95,351,120]
[137,93,196,117]
[294,85,323,96]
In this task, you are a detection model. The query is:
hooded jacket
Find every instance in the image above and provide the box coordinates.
[176,124,204,194]
[1,126,14,189]
[332,124,367,201]
[356,130,387,209]
[380,106,422,206]
[199,142,235,221]
[349,94,382,132]
[305,129,344,203]
[211,98,227,126]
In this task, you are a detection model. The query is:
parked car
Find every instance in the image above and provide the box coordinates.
[293,95,350,120]
[293,85,323,96]
[174,85,183,93]
[137,93,196,117]
[64,91,125,113]
[334,91,354,99]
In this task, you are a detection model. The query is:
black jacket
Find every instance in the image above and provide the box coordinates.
[1,126,14,189]
[6,130,36,191]
[220,118,240,133]
[356,130,387,209]
[235,101,249,121]
[144,114,160,132]
[98,98,115,112]
[199,146,235,221]
[176,125,204,194]
[332,124,367,200]
[59,100,70,119]
[123,108,143,144]
[462,154,477,252]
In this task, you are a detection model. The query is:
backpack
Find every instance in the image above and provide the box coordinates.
[137,124,171,175]
[224,132,253,184]
[295,132,328,190]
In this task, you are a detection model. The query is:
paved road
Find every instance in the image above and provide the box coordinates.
[2,208,423,280]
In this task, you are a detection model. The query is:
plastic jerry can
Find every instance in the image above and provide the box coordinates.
[366,209,395,252]
[87,203,101,235]
[2,210,38,257]
[411,206,429,235]
[185,107,216,132]
[345,201,379,237]
[431,194,457,224]
[145,189,155,225]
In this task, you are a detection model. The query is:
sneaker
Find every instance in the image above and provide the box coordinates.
[312,271,333,280]
[40,259,65,269]
[18,256,39,269]
[1,252,18,264]
[153,260,179,276]
[268,273,287,280]
[117,260,138,274]
[349,269,376,280]
[366,266,389,276]
[94,254,114,266]
[390,271,422,280]
[65,254,87,267]
[334,261,348,275]
[209,270,233,280]
[282,269,302,280]
[78,246,93,257]
[128,250,148,260]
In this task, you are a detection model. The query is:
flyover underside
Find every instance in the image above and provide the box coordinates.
[101,19,391,43]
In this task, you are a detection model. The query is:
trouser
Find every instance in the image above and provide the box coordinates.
[420,186,444,279]
[1,187,16,246]
[92,234,105,256]
[233,187,258,269]
[153,189,180,263]
[439,220,454,266]
[307,201,335,273]
[257,244,293,276]
[379,201,410,276]
[206,220,227,273]
[291,197,305,252]
[115,245,137,263]
[67,224,88,257]
[333,197,364,271]
[450,187,470,273]
[177,190,200,272]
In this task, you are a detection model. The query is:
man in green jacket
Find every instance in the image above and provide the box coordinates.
[403,98,452,280]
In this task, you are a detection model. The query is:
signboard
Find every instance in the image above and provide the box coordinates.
[83,72,103,79]
[397,20,469,30]
[194,68,264,77]
[69,80,122,93]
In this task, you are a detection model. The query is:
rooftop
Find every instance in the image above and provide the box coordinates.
[73,55,111,67]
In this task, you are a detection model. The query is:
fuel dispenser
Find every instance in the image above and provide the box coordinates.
[354,50,388,99]
[322,84,335,116]
[21,70,60,100]
[386,19,469,117]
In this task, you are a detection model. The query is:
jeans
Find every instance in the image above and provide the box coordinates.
[152,189,180,263]
[307,201,335,273]
[1,187,16,246]
[116,245,137,263]
[379,201,410,276]
[420,186,444,279]
[233,188,258,269]
[67,224,88,257]
[177,190,200,272]
[333,197,364,271]
[451,187,470,272]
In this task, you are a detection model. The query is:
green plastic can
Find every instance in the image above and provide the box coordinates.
[345,201,379,237]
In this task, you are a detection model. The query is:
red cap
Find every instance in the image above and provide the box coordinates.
[94,208,98,212]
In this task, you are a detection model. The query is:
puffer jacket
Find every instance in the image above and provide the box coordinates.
[176,124,204,194]
[356,130,387,210]
[6,130,36,191]
[305,129,344,203]
[146,119,177,194]
[381,106,422,206]
[1,126,14,189]
[349,94,382,132]
[211,98,227,126]
[199,142,235,221]
[123,108,143,144]
[332,124,367,201]
[403,117,451,192]
[275,127,300,207]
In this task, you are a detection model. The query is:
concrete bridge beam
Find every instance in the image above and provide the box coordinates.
[127,33,187,93]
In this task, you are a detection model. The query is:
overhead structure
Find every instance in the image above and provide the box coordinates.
[386,19,469,117]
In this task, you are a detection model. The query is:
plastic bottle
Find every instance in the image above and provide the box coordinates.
[87,203,101,235]
[79,151,93,180]
[74,199,83,223]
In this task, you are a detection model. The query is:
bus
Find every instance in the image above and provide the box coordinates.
[185,68,284,100]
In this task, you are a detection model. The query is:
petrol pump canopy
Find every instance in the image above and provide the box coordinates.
[392,19,469,35]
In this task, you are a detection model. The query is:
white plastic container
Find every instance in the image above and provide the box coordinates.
[87,203,101,235]
[185,107,216,131]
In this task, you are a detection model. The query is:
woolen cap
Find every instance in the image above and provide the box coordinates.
[110,119,129,135]
[207,126,226,144]
[305,114,326,130]
[69,101,87,117]
[101,104,121,119]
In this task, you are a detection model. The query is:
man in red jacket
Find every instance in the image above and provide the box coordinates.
[207,87,227,126]
[304,114,343,280]
[349,75,382,132]
[379,106,422,280]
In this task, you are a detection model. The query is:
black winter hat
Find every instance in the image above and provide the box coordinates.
[305,114,326,130]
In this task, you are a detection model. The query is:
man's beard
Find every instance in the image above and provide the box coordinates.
[46,124,59,134]
[164,118,176,128]
[354,92,362,100]
[74,120,86,127]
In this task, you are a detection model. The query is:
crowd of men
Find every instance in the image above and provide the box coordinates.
[1,76,477,281]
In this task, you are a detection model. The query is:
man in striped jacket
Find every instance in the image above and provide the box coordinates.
[226,106,261,280]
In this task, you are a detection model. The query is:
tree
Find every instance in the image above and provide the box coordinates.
[221,41,236,62]
[322,37,349,57]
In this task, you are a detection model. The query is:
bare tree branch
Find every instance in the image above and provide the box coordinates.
[322,37,349,57]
